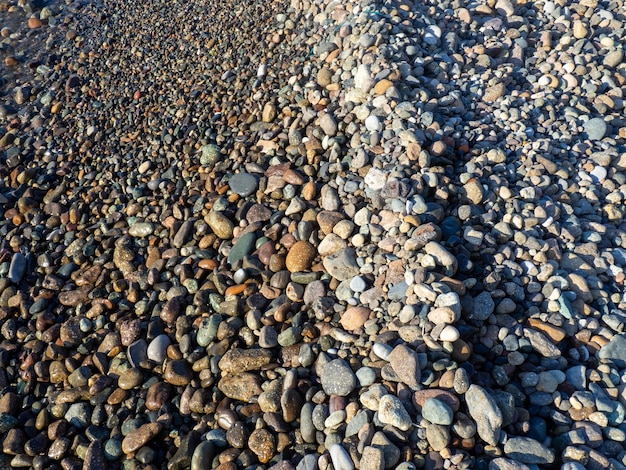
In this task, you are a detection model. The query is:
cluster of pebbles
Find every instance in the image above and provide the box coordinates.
[1,0,626,468]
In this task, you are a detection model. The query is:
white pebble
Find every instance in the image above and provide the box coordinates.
[424,25,442,45]
[590,166,607,182]
[373,343,393,361]
[330,444,355,470]
[233,268,248,284]
[349,276,367,292]
[439,325,460,342]
[365,115,381,132]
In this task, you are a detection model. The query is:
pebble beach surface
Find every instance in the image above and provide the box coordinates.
[1,0,626,469]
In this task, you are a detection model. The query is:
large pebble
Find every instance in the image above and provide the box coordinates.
[377,394,412,431]
[503,436,555,464]
[465,385,502,445]
[320,359,357,396]
[286,241,316,272]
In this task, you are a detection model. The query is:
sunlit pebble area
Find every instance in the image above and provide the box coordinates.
[1,0,626,469]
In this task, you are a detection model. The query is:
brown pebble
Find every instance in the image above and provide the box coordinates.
[218,348,273,374]
[164,359,193,386]
[339,306,370,331]
[28,17,43,29]
[248,428,275,464]
[285,241,316,272]
[121,422,162,454]
[146,382,171,410]
[219,373,263,402]
[413,389,460,411]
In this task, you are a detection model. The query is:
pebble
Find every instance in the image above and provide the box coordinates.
[422,398,454,425]
[340,306,370,331]
[583,118,608,141]
[470,291,495,321]
[330,444,355,470]
[147,334,171,363]
[465,385,503,446]
[8,253,26,283]
[503,436,555,464]
[286,241,316,272]
[377,394,412,431]
[388,344,421,390]
[360,446,385,470]
[1,0,625,467]
[423,25,442,45]
[122,423,161,454]
[322,248,360,281]
[320,359,357,396]
[229,172,258,197]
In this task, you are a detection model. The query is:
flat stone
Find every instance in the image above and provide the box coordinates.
[583,118,607,141]
[504,436,555,464]
[229,172,258,197]
[218,348,272,373]
[323,248,360,281]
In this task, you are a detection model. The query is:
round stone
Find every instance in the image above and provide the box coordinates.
[164,359,193,386]
[583,118,607,141]
[285,241,316,272]
[229,172,258,197]
[320,359,357,396]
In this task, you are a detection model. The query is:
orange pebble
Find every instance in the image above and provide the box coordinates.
[225,284,247,297]
[198,259,217,270]
[28,18,43,29]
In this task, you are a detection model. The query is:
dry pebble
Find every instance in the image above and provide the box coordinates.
[1,0,626,468]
